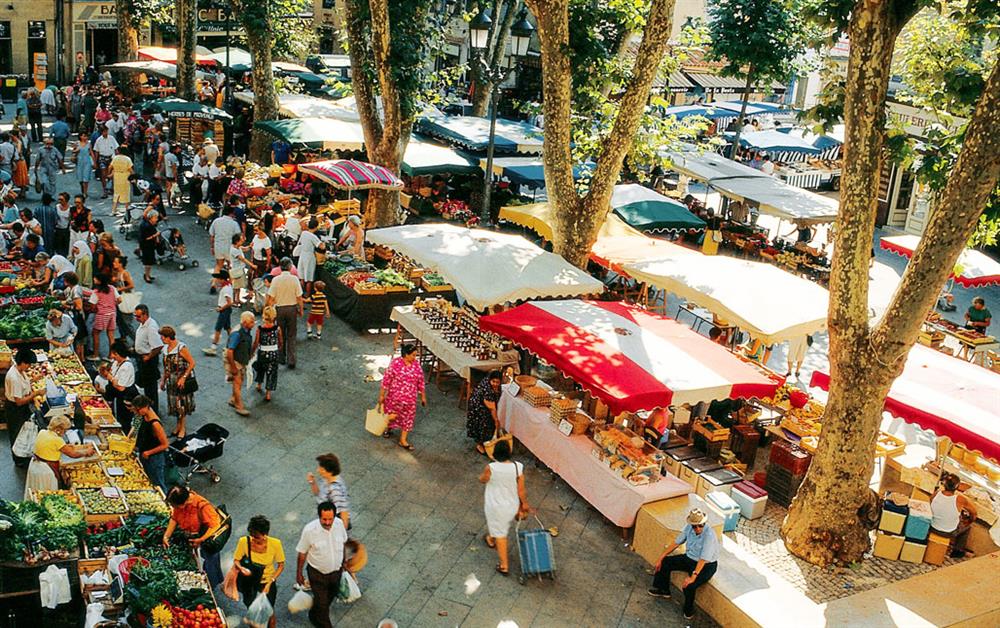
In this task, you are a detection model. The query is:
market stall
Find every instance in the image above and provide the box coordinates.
[728,129,823,164]
[254,117,367,152]
[103,60,211,83]
[622,254,830,345]
[138,46,217,66]
[479,300,783,527]
[364,224,605,311]
[480,157,591,191]
[401,139,479,177]
[145,98,231,151]
[880,234,1000,288]
[610,184,706,234]
[299,159,404,191]
[234,91,348,119]
[810,344,1000,463]
[0,261,53,349]
[415,114,544,154]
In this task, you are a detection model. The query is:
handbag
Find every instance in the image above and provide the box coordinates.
[484,428,513,461]
[180,371,199,395]
[365,406,390,436]
[235,535,266,600]
[199,503,232,555]
[117,291,142,314]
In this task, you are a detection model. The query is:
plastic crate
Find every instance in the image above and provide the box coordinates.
[730,424,760,466]
[768,440,811,475]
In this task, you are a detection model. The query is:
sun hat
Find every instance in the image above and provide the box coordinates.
[687,508,708,526]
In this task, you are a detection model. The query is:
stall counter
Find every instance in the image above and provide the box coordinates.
[317,267,455,331]
[499,392,691,528]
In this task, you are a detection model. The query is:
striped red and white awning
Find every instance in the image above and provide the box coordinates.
[881,235,1000,288]
[298,159,404,191]
[480,300,783,413]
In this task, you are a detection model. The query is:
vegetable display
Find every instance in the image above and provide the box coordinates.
[76,488,128,515]
[0,497,86,563]
[123,490,170,515]
[0,305,46,340]
[374,268,415,289]
[423,272,447,287]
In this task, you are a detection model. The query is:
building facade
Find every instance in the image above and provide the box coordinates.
[0,1,64,86]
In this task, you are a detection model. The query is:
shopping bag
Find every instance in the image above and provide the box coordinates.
[244,592,274,627]
[287,585,313,613]
[221,563,240,601]
[336,571,362,603]
[12,420,38,459]
[117,291,142,314]
[365,406,390,436]
[484,428,513,461]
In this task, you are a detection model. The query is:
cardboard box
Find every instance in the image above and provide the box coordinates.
[879,510,906,535]
[900,540,926,563]
[924,532,950,565]
[873,532,904,560]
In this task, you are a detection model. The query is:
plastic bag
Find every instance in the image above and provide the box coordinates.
[337,571,361,604]
[244,592,274,627]
[12,420,38,459]
[84,602,108,628]
[39,564,71,609]
[287,584,313,613]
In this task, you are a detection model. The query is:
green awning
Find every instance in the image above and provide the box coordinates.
[611,184,706,233]
[145,97,232,122]
[253,117,365,151]
[401,139,478,176]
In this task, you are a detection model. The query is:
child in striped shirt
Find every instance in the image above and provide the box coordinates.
[306,281,330,339]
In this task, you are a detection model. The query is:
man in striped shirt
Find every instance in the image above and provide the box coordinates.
[307,453,351,528]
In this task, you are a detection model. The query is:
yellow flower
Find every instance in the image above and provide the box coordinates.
[151,603,173,628]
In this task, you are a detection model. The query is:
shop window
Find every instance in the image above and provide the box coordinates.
[27,21,47,74]
[0,22,11,74]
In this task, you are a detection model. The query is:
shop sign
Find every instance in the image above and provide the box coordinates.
[73,3,118,29]
[887,101,966,138]
[28,21,47,39]
[167,110,219,121]
[0,22,10,39]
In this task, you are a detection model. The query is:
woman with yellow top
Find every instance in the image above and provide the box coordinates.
[24,415,96,497]
[229,515,285,627]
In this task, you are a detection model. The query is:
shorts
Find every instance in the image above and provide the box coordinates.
[232,273,246,290]
[224,359,247,381]
[214,308,232,332]
[97,155,112,171]
[307,313,326,326]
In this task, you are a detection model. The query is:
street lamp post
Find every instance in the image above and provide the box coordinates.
[470,8,534,227]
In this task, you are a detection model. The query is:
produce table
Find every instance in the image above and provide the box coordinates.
[498,392,691,528]
[390,306,519,379]
[317,267,455,331]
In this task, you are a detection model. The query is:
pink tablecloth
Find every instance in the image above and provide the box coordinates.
[499,392,691,527]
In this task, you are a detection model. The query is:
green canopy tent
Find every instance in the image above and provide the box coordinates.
[254,117,366,151]
[145,98,232,151]
[611,184,706,233]
[145,97,232,121]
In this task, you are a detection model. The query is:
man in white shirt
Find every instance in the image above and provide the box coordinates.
[759,154,775,176]
[267,257,303,369]
[92,125,120,199]
[295,502,347,628]
[207,205,241,292]
[202,138,220,164]
[133,304,164,411]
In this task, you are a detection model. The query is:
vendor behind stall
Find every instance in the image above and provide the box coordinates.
[24,415,96,497]
[964,297,992,331]
[930,472,977,558]
[4,348,43,468]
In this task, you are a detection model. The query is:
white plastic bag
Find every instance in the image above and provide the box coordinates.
[12,420,38,458]
[39,564,71,609]
[84,602,108,628]
[287,584,313,613]
[337,571,361,604]
[244,592,274,627]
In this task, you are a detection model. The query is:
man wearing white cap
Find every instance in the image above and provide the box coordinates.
[648,508,719,620]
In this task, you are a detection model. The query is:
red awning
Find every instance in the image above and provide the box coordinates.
[880,235,1000,288]
[138,46,217,66]
[480,300,782,413]
[810,344,1000,462]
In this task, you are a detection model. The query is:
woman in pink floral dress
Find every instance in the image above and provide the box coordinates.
[378,344,427,450]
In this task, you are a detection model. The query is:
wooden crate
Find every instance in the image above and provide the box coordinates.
[353,283,386,295]
[875,431,906,458]
[421,277,453,292]
[74,488,129,525]
[383,284,412,293]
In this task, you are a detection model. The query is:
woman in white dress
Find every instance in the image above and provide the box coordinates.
[24,415,96,498]
[479,439,530,576]
[295,217,323,296]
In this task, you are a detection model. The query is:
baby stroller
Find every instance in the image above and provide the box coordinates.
[169,423,229,483]
[118,202,147,240]
[153,228,198,271]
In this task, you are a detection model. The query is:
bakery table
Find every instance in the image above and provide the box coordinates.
[499,392,691,528]
[390,306,519,379]
[317,268,455,332]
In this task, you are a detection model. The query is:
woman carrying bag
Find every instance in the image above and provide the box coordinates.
[224,515,284,628]
[466,370,504,456]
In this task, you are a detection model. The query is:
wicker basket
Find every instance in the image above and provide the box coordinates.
[514,375,537,388]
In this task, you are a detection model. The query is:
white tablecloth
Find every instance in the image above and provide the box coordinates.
[499,392,691,528]
[390,306,519,379]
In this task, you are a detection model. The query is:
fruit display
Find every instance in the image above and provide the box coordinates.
[76,488,128,515]
[157,603,225,628]
[62,463,110,488]
[123,490,169,515]
[30,489,82,509]
[80,396,112,415]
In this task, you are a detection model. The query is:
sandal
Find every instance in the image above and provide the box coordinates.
[483,534,496,549]
[398,442,415,451]
[495,565,509,576]
[382,429,392,439]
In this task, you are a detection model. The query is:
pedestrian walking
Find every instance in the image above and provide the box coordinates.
[266,258,303,369]
[92,125,119,198]
[33,138,64,197]
[204,270,234,356]
[54,192,71,256]
[295,502,348,628]
[479,440,530,576]
[50,112,71,156]
[73,133,95,198]
[158,325,196,439]
[226,311,255,416]
[10,130,30,198]
[139,210,160,284]
[208,205,241,291]
[295,218,322,296]
[26,89,43,143]
[305,281,329,339]
[110,147,133,216]
[648,508,719,620]
[229,233,251,305]
[129,395,170,492]
[87,273,120,360]
[378,344,426,451]
[306,453,351,528]
[252,306,281,401]
[228,516,285,628]
[133,304,163,411]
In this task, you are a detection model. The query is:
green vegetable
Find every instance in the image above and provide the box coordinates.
[126,561,179,613]
[0,305,46,339]
[373,268,414,289]
[174,588,215,610]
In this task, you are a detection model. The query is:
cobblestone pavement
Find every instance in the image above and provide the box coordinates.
[0,116,717,627]
[730,503,963,604]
